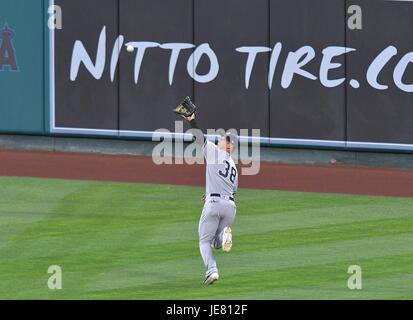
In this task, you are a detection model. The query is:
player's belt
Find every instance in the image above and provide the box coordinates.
[210,193,234,202]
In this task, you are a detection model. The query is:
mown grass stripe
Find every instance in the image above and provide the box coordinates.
[0,176,412,299]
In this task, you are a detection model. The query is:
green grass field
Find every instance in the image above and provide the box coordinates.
[0,176,412,300]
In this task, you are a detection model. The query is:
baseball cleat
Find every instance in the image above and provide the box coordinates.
[222,227,232,253]
[203,272,219,285]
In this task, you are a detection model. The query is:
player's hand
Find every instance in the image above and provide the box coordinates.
[202,194,206,202]
[186,113,196,122]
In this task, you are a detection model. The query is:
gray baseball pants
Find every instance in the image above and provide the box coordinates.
[198,197,236,277]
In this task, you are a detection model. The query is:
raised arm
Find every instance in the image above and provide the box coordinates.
[185,112,208,203]
[185,113,206,144]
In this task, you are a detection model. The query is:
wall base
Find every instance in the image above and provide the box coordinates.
[1,134,413,170]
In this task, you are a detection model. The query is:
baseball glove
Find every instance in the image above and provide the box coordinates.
[172,96,197,118]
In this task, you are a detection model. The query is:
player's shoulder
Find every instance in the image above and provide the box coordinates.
[229,155,237,166]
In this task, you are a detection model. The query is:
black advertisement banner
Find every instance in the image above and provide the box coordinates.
[51,0,413,150]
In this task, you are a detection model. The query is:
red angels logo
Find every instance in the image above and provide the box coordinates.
[0,23,18,71]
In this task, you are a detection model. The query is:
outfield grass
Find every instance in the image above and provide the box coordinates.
[0,176,412,299]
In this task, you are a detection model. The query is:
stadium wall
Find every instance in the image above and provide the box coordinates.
[0,0,413,152]
[0,0,47,134]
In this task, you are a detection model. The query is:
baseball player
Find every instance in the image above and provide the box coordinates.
[184,113,238,285]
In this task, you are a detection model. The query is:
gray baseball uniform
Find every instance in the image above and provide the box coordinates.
[199,140,238,277]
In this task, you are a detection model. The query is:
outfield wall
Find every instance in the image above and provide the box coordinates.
[0,0,47,134]
[1,0,413,151]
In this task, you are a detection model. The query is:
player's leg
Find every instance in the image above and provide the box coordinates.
[198,200,220,283]
[215,201,236,252]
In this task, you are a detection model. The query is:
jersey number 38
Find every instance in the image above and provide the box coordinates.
[219,160,237,183]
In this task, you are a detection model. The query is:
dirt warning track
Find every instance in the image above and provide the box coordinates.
[0,149,412,197]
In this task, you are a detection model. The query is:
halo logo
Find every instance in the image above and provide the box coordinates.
[0,23,18,71]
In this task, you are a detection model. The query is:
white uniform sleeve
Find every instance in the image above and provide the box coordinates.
[203,140,219,164]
